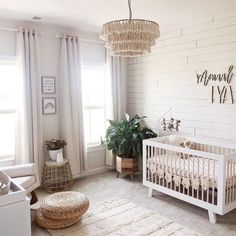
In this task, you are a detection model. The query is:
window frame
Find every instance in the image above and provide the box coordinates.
[82,62,107,147]
[0,56,17,165]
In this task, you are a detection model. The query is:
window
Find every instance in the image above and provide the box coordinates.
[0,60,17,160]
[82,65,106,146]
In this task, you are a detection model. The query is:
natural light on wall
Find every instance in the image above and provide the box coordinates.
[82,66,106,146]
[0,61,17,160]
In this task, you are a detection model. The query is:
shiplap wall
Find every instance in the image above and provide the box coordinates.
[127,11,236,143]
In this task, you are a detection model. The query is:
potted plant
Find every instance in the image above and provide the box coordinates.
[45,139,67,161]
[105,114,157,180]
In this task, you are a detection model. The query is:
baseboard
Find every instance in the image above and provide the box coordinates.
[74,167,108,179]
[105,165,116,170]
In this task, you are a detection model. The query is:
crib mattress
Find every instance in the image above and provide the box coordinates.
[147,155,235,189]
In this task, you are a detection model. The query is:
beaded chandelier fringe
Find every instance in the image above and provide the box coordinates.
[100,19,160,57]
[100,0,160,57]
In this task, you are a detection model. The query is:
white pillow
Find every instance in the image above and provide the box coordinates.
[165,135,186,147]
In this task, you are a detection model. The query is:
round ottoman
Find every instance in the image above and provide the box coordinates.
[35,191,90,229]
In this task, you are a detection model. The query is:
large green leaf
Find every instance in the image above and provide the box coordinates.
[105,114,157,158]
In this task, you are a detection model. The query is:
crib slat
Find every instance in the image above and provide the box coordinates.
[148,145,150,182]
[187,154,190,196]
[158,147,161,186]
[229,160,231,204]
[170,149,173,190]
[179,152,181,193]
[206,158,209,203]
[230,160,233,204]
[151,146,153,184]
[166,149,169,188]
[197,155,200,200]
[162,149,166,187]
[154,147,157,184]
[159,148,162,186]
[202,157,204,201]
[174,153,177,191]
[212,160,215,205]
[160,148,163,187]
[163,149,168,187]
[146,145,149,181]
[192,155,194,198]
[233,158,236,201]
[183,152,186,195]
[226,161,229,205]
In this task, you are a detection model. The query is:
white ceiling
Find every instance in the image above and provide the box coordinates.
[0,0,236,32]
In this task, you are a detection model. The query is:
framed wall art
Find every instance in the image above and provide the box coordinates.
[41,76,56,94]
[42,98,56,114]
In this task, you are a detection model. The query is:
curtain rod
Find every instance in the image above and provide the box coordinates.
[54,34,104,44]
[0,26,17,32]
[0,26,43,36]
[0,26,104,44]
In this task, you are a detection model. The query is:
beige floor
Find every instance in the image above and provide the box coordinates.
[32,171,236,236]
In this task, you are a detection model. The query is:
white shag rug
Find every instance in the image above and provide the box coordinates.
[48,199,202,236]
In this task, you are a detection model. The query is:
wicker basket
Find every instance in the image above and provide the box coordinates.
[42,159,73,193]
[0,170,10,195]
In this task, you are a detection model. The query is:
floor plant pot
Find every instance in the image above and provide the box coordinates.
[49,148,63,161]
[116,156,138,180]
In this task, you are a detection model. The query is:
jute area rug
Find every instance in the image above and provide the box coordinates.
[48,199,202,236]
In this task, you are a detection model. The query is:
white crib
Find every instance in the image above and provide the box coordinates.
[143,136,236,223]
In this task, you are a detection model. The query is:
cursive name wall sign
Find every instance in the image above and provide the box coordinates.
[196,65,234,104]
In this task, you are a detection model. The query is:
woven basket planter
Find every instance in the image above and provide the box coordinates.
[116,156,138,174]
[116,156,138,180]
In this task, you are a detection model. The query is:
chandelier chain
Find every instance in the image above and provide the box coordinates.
[128,0,132,20]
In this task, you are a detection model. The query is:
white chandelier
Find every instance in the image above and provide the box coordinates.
[100,0,160,57]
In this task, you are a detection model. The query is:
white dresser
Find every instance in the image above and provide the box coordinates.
[0,180,31,236]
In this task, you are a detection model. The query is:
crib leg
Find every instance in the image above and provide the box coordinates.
[208,211,217,224]
[148,188,153,197]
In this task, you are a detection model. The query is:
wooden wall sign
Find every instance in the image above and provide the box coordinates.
[196,65,234,104]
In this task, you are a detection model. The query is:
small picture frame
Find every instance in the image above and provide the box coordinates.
[41,76,56,94]
[42,98,56,114]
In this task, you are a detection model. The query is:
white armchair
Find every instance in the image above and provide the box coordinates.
[0,163,40,204]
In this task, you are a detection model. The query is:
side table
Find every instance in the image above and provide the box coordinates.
[42,159,73,193]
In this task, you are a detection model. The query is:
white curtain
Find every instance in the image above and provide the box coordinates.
[105,53,127,168]
[15,28,43,173]
[59,36,86,176]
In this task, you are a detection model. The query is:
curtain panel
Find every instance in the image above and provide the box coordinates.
[15,28,43,174]
[105,53,127,168]
[59,36,86,176]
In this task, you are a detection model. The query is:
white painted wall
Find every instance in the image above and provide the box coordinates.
[127,11,236,144]
[0,19,106,173]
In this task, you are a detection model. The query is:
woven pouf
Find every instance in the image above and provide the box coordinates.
[35,210,80,229]
[35,191,90,229]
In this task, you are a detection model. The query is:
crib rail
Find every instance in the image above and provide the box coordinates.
[225,153,236,207]
[143,139,236,215]
[193,142,235,155]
